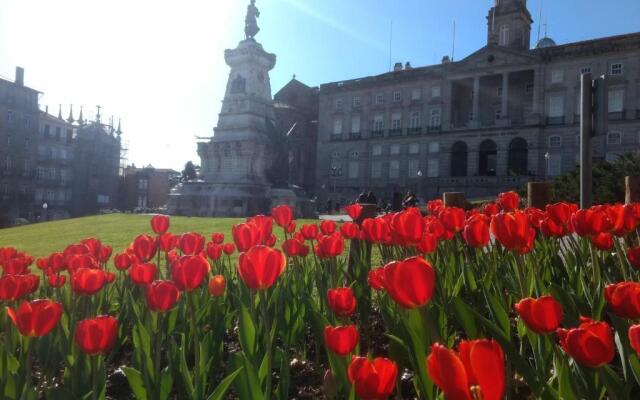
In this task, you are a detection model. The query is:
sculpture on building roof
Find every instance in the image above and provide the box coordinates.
[245,0,260,40]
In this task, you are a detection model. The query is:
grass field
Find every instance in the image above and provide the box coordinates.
[0,214,318,258]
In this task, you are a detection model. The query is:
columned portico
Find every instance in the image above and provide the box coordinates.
[471,77,481,127]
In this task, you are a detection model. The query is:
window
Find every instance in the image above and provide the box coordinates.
[409,111,421,130]
[7,111,14,124]
[548,135,562,148]
[409,143,420,154]
[44,124,50,137]
[348,161,359,179]
[478,140,497,176]
[389,160,400,179]
[451,141,468,177]
[393,91,402,103]
[408,159,420,177]
[23,159,30,173]
[429,109,441,128]
[375,93,384,105]
[547,153,562,177]
[0,182,8,195]
[497,86,503,97]
[428,142,440,153]
[390,144,401,155]
[138,178,149,190]
[349,151,360,158]
[331,151,340,159]
[610,63,623,76]
[36,167,45,179]
[23,117,30,129]
[6,135,11,145]
[608,88,624,113]
[548,95,564,117]
[372,145,382,156]
[391,112,402,131]
[335,99,344,110]
[97,195,110,205]
[580,66,592,75]
[352,96,361,107]
[525,82,534,94]
[333,118,343,135]
[351,115,361,133]
[427,159,439,178]
[495,109,502,121]
[551,70,564,84]
[411,88,422,101]
[499,25,510,46]
[507,138,528,176]
[373,114,384,132]
[371,161,382,178]
[431,86,441,98]
[607,132,622,145]
[4,157,11,170]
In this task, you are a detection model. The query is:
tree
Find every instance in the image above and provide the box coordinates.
[182,161,197,182]
[551,153,640,204]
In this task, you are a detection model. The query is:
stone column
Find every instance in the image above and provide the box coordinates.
[472,77,480,125]
[531,67,544,121]
[501,72,509,119]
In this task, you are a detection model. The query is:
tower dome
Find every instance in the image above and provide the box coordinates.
[536,36,556,48]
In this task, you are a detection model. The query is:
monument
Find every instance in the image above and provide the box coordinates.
[168,0,312,217]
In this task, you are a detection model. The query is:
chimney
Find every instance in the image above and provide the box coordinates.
[393,62,403,72]
[405,62,412,70]
[442,56,451,64]
[15,67,24,86]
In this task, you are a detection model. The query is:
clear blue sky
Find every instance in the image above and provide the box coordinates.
[1,0,639,170]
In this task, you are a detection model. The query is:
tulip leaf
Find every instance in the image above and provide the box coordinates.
[238,304,257,359]
[206,367,243,400]
[598,366,626,400]
[159,370,173,400]
[231,353,264,400]
[452,297,478,339]
[177,336,195,397]
[628,354,640,385]
[484,291,510,338]
[122,367,148,400]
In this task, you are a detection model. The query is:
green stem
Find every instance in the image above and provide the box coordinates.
[187,292,201,399]
[92,355,100,400]
[154,314,164,399]
[259,291,273,400]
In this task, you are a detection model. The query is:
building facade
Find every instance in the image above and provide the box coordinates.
[0,67,41,224]
[314,0,640,205]
[121,165,179,211]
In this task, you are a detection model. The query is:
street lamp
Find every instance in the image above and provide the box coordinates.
[544,152,550,178]
[42,202,48,222]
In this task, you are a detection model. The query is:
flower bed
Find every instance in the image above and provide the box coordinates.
[2,193,640,399]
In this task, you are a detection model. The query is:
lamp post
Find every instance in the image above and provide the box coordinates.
[417,170,423,199]
[544,152,550,178]
[42,202,48,222]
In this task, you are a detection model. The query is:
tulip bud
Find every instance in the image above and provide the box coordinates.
[323,369,338,399]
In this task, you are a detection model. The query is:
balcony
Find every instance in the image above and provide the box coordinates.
[330,134,342,141]
[389,128,403,137]
[349,132,362,140]
[427,125,441,133]
[370,130,384,138]
[407,127,422,136]
[608,111,626,121]
[546,116,565,126]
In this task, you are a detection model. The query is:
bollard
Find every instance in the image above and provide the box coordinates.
[443,192,466,209]
[527,181,553,209]
[625,176,640,204]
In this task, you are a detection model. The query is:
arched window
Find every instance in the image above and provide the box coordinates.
[451,141,468,177]
[499,25,510,46]
[508,138,528,176]
[479,140,497,176]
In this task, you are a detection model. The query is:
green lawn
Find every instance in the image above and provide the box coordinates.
[0,214,317,258]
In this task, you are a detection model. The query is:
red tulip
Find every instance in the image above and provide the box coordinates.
[425,216,451,241]
[315,233,344,259]
[340,222,360,240]
[36,257,49,270]
[286,221,296,234]
[47,252,66,273]
[392,208,425,245]
[159,233,178,253]
[546,202,573,227]
[0,274,39,301]
[427,199,444,215]
[300,224,319,240]
[282,239,305,257]
[540,217,565,238]
[604,282,640,319]
[247,215,273,244]
[571,207,613,237]
[47,273,66,288]
[114,253,134,271]
[320,220,337,236]
[362,217,390,244]
[208,275,226,297]
[66,254,99,273]
[223,243,236,255]
[272,205,294,228]
[483,202,500,217]
[348,356,397,400]
[81,238,103,258]
[179,232,205,255]
[7,299,63,337]
[237,245,286,291]
[327,287,357,317]
[64,243,90,258]
[71,268,109,296]
[629,325,640,357]
[427,339,505,400]
[210,232,225,244]
[232,223,262,252]
[439,207,466,233]
[129,263,157,286]
[416,233,437,255]
[98,246,113,263]
[462,216,490,248]
[490,211,536,254]
[611,204,638,236]
[265,234,277,247]
[345,204,363,221]
[2,256,32,275]
[324,325,359,356]
[497,191,519,211]
[627,247,640,269]
[382,257,435,309]
[525,207,546,229]
[74,315,118,355]
[206,243,223,261]
[150,214,170,235]
[146,280,181,312]
[132,234,158,262]
[171,255,209,292]
[591,232,613,251]
[368,267,386,291]
[557,317,615,368]
[514,296,564,334]
[0,247,17,263]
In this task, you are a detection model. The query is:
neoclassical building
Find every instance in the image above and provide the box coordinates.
[314,0,640,204]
